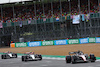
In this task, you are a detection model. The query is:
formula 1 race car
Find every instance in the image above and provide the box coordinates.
[1,51,17,59]
[21,52,42,62]
[65,50,96,64]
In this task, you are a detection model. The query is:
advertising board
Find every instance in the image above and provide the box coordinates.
[27,41,41,47]
[79,38,89,44]
[42,41,54,46]
[54,40,68,45]
[89,37,96,43]
[15,42,27,47]
[68,39,79,44]
[96,37,100,43]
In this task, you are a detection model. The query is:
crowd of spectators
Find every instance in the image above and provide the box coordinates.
[0,0,99,23]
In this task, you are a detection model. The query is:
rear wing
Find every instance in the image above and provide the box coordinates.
[24,52,35,55]
[3,51,12,54]
[69,51,84,55]
[69,52,77,55]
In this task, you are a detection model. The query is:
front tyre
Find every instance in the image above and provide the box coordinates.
[22,56,24,61]
[22,56,27,62]
[1,55,4,59]
[39,55,42,60]
[15,54,17,58]
[71,56,76,64]
[90,54,96,62]
[24,56,28,62]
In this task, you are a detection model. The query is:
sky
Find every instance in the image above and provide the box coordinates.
[0,0,32,4]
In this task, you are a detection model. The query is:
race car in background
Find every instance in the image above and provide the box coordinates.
[1,51,17,59]
[65,50,96,64]
[21,52,42,62]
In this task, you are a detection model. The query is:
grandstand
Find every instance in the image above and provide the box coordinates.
[0,0,100,47]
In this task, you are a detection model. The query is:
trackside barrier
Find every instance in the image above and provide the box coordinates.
[79,38,89,44]
[41,41,54,46]
[27,41,41,47]
[10,37,100,48]
[10,43,15,48]
[15,42,28,47]
[96,37,100,43]
[68,39,79,44]
[89,37,96,43]
[54,40,68,45]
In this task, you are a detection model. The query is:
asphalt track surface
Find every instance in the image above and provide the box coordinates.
[0,57,100,67]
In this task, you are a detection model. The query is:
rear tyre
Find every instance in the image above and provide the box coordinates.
[65,56,71,63]
[1,55,4,59]
[22,56,25,61]
[71,56,76,64]
[22,56,27,62]
[39,55,42,60]
[2,55,7,59]
[24,56,27,62]
[4,55,6,59]
[90,54,96,62]
[15,54,17,58]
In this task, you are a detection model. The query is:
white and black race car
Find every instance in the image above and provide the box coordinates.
[22,52,42,62]
[1,51,17,59]
[65,50,96,64]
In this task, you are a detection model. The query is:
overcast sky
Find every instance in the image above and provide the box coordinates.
[0,0,32,4]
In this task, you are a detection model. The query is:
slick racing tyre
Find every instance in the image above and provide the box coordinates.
[22,56,28,62]
[90,54,96,62]
[22,56,25,61]
[1,55,4,59]
[39,55,42,60]
[71,56,76,64]
[2,55,7,59]
[15,54,17,58]
[12,53,17,58]
[66,56,71,63]
[22,56,27,62]
[24,56,28,62]
[84,54,89,60]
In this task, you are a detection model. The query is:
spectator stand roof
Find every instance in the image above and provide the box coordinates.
[0,0,68,7]
[0,0,68,4]
[0,0,32,4]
